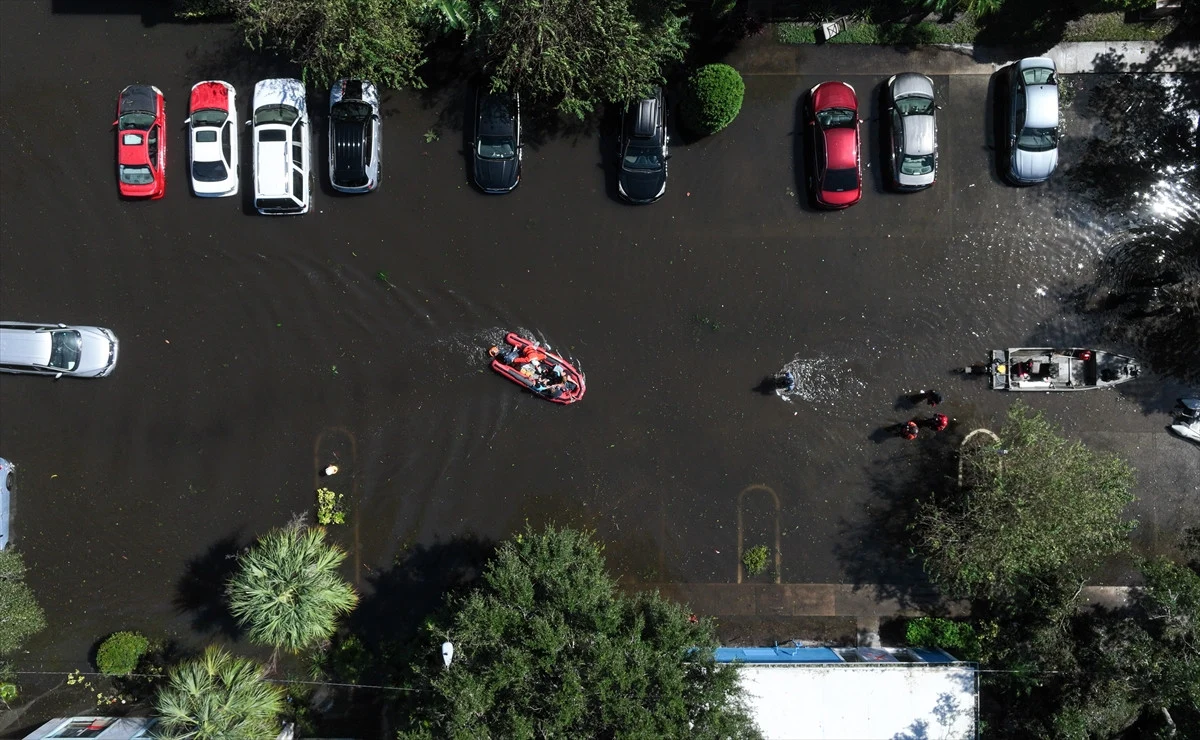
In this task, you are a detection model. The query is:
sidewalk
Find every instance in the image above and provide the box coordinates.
[726,35,1200,75]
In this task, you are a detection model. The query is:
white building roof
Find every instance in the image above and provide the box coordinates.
[738,662,977,740]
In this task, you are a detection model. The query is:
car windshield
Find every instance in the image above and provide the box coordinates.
[192,160,228,182]
[823,167,858,192]
[191,109,227,127]
[623,143,662,170]
[119,165,154,185]
[1021,67,1055,86]
[477,136,515,160]
[895,96,934,116]
[816,108,855,128]
[331,101,371,122]
[48,330,81,371]
[1017,126,1058,152]
[119,113,155,131]
[254,105,299,125]
[900,153,935,176]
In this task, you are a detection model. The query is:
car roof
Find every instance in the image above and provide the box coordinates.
[824,127,858,169]
[1023,84,1059,128]
[0,326,51,365]
[891,73,933,100]
[901,113,935,156]
[256,131,293,196]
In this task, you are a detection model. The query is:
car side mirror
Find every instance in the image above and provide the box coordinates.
[245,120,252,127]
[111,120,118,128]
[54,372,63,380]
[184,116,191,124]
[936,105,943,110]
[58,323,67,328]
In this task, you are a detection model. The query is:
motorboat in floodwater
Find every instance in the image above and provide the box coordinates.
[986,348,1140,391]
[489,333,585,404]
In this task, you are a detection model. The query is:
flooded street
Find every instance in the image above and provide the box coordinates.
[1,1,1197,681]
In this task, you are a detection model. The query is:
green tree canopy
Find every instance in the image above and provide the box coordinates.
[228,0,428,89]
[913,402,1137,601]
[154,645,286,740]
[0,550,47,655]
[398,524,760,739]
[227,520,358,653]
[438,0,689,118]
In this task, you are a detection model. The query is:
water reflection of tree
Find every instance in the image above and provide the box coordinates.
[1068,54,1200,385]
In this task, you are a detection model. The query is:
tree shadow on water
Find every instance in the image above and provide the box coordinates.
[834,431,962,612]
[173,531,246,640]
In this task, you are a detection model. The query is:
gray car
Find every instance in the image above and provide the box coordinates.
[0,457,11,550]
[329,79,381,193]
[1007,57,1059,184]
[887,73,938,190]
[0,322,119,378]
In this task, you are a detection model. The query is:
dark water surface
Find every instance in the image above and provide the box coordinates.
[2,2,1198,683]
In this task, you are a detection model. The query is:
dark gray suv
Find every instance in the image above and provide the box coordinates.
[618,88,669,204]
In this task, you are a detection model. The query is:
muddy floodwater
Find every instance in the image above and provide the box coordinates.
[1,2,1198,691]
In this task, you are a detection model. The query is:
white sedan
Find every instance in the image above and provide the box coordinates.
[186,80,239,197]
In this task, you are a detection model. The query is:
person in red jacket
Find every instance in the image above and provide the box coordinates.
[900,420,919,440]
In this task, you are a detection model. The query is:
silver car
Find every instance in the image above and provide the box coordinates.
[328,79,381,193]
[887,73,938,190]
[0,322,119,378]
[1007,57,1059,184]
[0,457,11,550]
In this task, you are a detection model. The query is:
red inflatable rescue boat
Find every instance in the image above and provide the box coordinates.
[489,333,585,404]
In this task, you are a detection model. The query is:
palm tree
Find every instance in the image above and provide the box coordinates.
[154,645,284,740]
[226,520,358,653]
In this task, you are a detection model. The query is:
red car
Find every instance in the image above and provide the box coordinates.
[114,85,166,199]
[808,81,861,209]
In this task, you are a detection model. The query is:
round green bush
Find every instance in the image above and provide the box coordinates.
[96,631,149,676]
[680,64,745,135]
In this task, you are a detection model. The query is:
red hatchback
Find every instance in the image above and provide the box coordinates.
[808,81,861,209]
[114,85,166,199]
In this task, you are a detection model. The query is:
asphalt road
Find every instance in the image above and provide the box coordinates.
[1,2,1196,682]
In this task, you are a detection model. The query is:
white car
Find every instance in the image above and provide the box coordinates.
[0,457,11,550]
[0,322,119,378]
[250,78,311,215]
[1007,57,1059,184]
[186,81,239,197]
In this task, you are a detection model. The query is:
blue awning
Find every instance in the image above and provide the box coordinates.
[714,646,843,664]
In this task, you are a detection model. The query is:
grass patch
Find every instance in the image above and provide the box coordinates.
[773,11,1174,45]
[1062,12,1176,41]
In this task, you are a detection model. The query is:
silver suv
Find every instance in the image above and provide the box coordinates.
[0,322,119,378]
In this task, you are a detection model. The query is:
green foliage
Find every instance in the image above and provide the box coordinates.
[1062,12,1177,41]
[228,0,427,90]
[0,550,47,655]
[742,545,769,576]
[399,524,761,739]
[913,402,1136,601]
[905,617,991,660]
[905,0,1006,16]
[775,22,817,44]
[154,645,285,740]
[227,520,358,653]
[463,0,689,119]
[680,64,745,136]
[96,631,150,676]
[315,487,346,525]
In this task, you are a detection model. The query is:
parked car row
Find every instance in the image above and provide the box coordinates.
[806,57,1059,209]
[114,59,1057,211]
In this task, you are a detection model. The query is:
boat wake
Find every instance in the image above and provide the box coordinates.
[774,355,867,407]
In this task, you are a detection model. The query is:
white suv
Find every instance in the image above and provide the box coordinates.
[0,322,119,378]
[251,79,311,215]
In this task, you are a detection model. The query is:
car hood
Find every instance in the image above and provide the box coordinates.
[120,85,157,114]
[1012,146,1058,182]
[619,166,666,203]
[475,156,519,192]
[812,82,856,112]
[254,79,306,114]
[190,81,231,113]
[77,326,118,375]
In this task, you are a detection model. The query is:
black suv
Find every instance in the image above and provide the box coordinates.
[472,89,521,193]
[618,88,669,204]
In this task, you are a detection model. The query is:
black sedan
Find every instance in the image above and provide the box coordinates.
[473,89,521,193]
[618,87,669,204]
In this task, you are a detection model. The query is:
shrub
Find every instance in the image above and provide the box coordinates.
[96,631,150,676]
[905,617,986,660]
[742,545,770,576]
[315,488,346,525]
[680,64,745,136]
